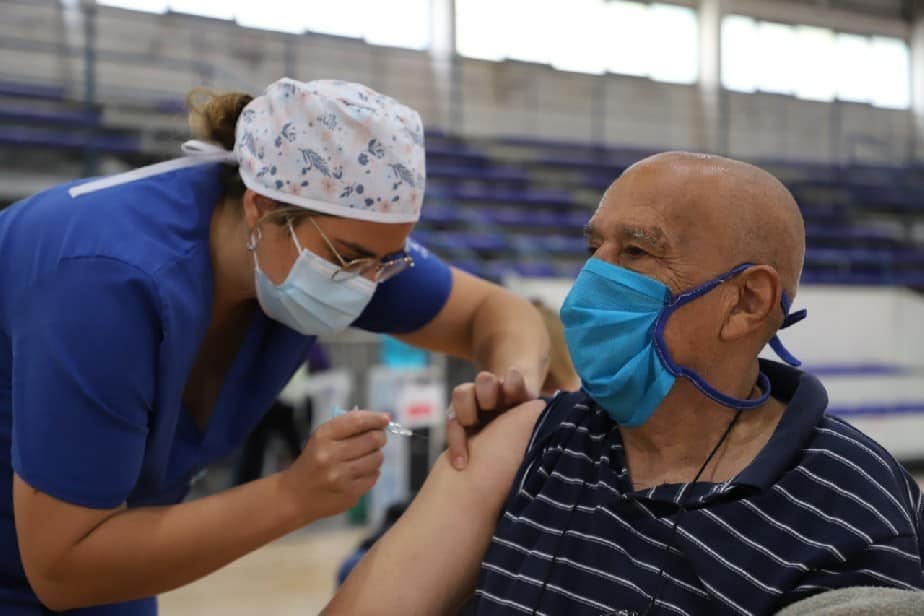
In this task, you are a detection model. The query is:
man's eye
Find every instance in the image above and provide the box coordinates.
[623,245,648,258]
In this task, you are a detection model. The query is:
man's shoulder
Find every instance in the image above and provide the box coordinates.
[797,412,920,520]
[809,413,913,483]
[528,389,602,449]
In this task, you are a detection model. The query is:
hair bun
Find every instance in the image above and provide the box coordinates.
[186,88,254,151]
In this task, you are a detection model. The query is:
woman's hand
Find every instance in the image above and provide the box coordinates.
[13,410,390,611]
[281,410,389,522]
[446,368,538,470]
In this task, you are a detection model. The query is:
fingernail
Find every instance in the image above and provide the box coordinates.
[453,456,466,470]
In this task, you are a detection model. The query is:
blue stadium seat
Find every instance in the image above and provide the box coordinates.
[425,144,490,166]
[483,209,534,227]
[513,261,557,277]
[449,186,575,207]
[156,99,187,114]
[0,106,100,126]
[0,127,139,153]
[828,402,924,417]
[804,223,901,245]
[461,232,508,253]
[584,172,623,189]
[805,363,909,377]
[426,163,528,183]
[0,80,66,101]
[420,203,468,226]
[535,154,625,175]
[540,235,586,256]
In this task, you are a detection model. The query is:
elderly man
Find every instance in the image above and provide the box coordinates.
[326,153,924,615]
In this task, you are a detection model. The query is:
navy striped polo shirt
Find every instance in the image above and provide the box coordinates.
[471,360,924,615]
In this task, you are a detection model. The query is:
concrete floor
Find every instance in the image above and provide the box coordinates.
[159,517,365,615]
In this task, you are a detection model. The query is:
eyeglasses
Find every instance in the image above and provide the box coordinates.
[299,217,415,283]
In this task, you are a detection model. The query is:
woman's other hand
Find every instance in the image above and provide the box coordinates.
[446,368,537,470]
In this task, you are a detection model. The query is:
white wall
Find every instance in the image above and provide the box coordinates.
[777,285,924,367]
[0,0,915,164]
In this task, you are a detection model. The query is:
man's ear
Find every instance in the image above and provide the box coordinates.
[241,189,277,229]
[720,266,781,342]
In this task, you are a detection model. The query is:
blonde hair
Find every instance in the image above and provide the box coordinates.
[531,299,580,395]
[186,87,315,226]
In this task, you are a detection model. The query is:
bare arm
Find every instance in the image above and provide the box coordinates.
[15,411,389,612]
[324,398,547,615]
[398,267,550,393]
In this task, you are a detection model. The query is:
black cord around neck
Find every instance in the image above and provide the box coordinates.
[530,413,598,615]
[637,409,743,616]
[523,407,743,616]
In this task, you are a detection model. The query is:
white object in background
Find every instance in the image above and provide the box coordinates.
[366,366,446,526]
[395,383,445,430]
[395,381,448,477]
[278,368,353,427]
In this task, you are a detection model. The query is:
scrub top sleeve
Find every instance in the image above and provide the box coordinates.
[11,257,160,509]
[352,238,453,334]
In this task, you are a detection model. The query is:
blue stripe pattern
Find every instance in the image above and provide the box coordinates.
[472,361,924,615]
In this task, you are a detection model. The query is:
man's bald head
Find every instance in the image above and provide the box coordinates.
[607,151,805,296]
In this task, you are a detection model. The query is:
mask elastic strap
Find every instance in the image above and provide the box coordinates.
[287,221,306,253]
[769,337,799,366]
[652,263,771,410]
[771,292,807,367]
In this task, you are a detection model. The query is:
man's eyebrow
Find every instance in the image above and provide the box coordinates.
[583,224,602,242]
[619,225,668,250]
[584,223,669,250]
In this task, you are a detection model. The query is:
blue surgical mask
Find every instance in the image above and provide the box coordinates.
[560,258,806,427]
[250,225,376,335]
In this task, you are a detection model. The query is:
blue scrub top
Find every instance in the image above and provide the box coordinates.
[0,163,452,614]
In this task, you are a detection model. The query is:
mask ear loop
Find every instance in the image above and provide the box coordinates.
[771,292,807,367]
[286,220,307,253]
[651,264,772,410]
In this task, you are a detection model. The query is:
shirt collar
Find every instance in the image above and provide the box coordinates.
[599,359,829,507]
[733,359,829,490]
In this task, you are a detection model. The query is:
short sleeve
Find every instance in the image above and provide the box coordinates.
[525,391,585,455]
[352,237,453,334]
[11,257,160,509]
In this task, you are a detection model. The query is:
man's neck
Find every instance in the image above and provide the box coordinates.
[619,363,786,490]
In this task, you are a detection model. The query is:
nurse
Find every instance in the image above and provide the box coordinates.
[0,78,549,614]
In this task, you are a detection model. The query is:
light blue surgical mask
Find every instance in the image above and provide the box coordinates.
[560,258,806,427]
[249,224,376,335]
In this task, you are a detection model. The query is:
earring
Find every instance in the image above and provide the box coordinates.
[246,226,263,251]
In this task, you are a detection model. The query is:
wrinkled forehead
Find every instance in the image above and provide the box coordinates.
[590,176,678,248]
[592,163,737,254]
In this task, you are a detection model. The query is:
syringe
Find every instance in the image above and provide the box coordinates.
[333,406,416,438]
